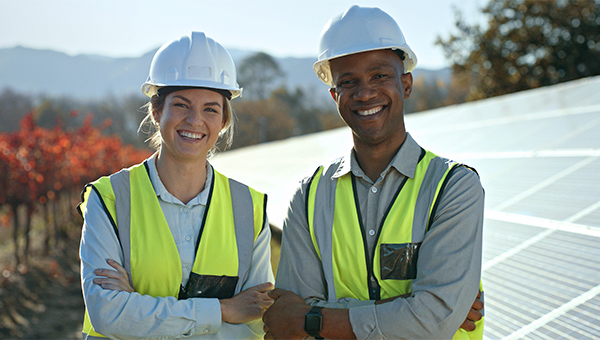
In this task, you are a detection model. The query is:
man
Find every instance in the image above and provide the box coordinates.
[263,5,485,340]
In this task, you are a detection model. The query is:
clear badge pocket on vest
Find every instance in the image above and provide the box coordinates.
[380,243,421,280]
[179,273,239,300]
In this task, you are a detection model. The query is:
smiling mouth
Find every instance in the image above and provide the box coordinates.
[356,106,384,116]
[178,131,205,140]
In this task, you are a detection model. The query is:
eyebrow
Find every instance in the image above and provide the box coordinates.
[172,95,192,104]
[336,65,394,80]
[204,101,222,107]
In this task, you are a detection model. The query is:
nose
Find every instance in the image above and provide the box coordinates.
[353,82,377,102]
[185,107,205,126]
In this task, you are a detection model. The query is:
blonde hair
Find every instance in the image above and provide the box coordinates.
[138,91,235,159]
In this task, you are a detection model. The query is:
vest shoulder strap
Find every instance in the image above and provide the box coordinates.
[426,162,479,232]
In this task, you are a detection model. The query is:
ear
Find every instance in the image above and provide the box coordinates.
[152,109,160,125]
[329,88,337,101]
[401,73,413,99]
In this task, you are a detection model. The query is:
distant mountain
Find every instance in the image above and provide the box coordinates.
[0,46,450,106]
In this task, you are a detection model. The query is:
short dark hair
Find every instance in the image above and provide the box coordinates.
[393,49,406,61]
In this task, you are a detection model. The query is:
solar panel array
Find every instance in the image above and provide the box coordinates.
[212,75,600,339]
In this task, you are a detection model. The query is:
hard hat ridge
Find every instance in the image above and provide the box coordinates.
[142,31,242,99]
[314,5,418,87]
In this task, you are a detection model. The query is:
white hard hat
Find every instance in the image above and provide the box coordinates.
[142,32,242,99]
[313,5,418,87]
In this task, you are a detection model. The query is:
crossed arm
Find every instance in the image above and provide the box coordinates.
[94,259,274,324]
[263,167,485,339]
[81,190,274,338]
[262,289,483,339]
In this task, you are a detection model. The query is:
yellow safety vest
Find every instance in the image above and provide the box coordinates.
[307,149,484,340]
[78,161,266,338]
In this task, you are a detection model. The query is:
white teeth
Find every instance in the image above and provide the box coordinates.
[357,106,383,116]
[179,131,203,140]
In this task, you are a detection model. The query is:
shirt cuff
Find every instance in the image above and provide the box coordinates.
[349,303,384,340]
[191,298,222,336]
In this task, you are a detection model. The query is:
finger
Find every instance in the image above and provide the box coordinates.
[460,319,476,332]
[107,259,128,275]
[467,308,482,322]
[257,291,275,301]
[94,278,121,290]
[267,288,284,299]
[95,268,119,279]
[260,299,275,309]
[253,282,275,293]
[472,298,484,311]
[477,290,481,299]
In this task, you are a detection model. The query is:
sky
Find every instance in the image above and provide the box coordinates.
[0,0,488,70]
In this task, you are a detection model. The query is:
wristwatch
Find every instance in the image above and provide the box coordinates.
[305,306,324,339]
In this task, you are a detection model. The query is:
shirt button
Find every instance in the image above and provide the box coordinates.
[203,329,210,334]
[186,265,191,271]
[182,207,189,213]
[185,236,191,242]
[371,186,378,193]
[369,229,375,236]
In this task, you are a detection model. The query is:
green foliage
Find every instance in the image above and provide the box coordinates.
[437,0,600,101]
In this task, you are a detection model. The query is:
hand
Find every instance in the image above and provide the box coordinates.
[262,289,312,339]
[220,282,274,324]
[459,290,483,332]
[93,259,134,293]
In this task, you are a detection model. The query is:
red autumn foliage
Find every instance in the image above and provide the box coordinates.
[0,110,152,266]
[0,111,151,207]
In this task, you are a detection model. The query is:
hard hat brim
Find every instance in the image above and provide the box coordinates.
[313,46,418,87]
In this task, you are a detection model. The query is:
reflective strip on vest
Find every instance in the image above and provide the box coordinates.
[79,161,266,338]
[307,149,484,339]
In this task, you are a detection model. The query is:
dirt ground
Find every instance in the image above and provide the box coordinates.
[0,235,84,339]
[0,226,282,339]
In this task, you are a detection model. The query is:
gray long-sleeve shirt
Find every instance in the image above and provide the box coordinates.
[275,133,484,339]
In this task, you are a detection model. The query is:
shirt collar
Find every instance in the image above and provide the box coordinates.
[332,132,422,181]
[146,153,212,206]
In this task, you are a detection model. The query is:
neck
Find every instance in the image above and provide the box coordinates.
[155,152,207,205]
[353,134,406,182]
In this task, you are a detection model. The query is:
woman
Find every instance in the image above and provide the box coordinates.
[78,32,274,339]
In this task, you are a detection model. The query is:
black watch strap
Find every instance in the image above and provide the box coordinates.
[305,306,324,339]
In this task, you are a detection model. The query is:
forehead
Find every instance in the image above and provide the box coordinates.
[167,88,223,102]
[329,49,404,77]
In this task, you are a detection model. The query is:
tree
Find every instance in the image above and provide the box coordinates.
[0,110,151,269]
[437,0,600,101]
[0,88,34,132]
[272,87,323,135]
[237,52,286,101]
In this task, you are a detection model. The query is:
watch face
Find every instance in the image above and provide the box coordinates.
[305,313,322,334]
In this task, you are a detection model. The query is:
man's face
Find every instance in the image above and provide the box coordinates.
[329,49,412,148]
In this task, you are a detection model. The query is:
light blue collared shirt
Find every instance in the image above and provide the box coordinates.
[80,154,274,339]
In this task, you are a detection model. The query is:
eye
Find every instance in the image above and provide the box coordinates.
[374,73,388,80]
[204,106,222,114]
[337,79,356,88]
[174,102,188,109]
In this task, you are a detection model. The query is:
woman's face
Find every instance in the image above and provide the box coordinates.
[153,88,225,164]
